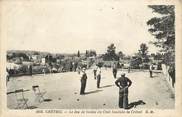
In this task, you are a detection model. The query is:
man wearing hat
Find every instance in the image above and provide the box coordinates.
[80,67,87,95]
[115,73,132,109]
[96,66,102,88]
[149,63,154,78]
[93,64,98,80]
[112,62,118,78]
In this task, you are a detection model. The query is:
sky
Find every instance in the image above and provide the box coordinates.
[5,1,159,55]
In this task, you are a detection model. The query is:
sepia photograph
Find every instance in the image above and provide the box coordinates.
[1,1,181,116]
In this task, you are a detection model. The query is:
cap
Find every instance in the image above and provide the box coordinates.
[121,73,126,76]
[82,67,86,72]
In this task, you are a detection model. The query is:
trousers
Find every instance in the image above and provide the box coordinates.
[149,70,152,77]
[97,74,101,88]
[113,69,117,78]
[93,70,97,79]
[80,79,87,94]
[119,88,128,109]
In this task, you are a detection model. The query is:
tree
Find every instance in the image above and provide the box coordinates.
[147,5,175,65]
[107,43,116,56]
[138,43,148,58]
[136,43,149,64]
[103,43,119,61]
[34,52,40,55]
[77,50,80,57]
[154,53,163,60]
[85,50,89,57]
[45,54,53,64]
[130,57,142,69]
[118,51,124,60]
[12,52,29,61]
[85,50,97,57]
[89,50,97,57]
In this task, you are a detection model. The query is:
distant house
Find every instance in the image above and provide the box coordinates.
[31,55,42,64]
[32,55,38,60]
[7,62,21,70]
[41,58,46,65]
[22,61,33,65]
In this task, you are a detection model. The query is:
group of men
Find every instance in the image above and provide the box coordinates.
[80,65,102,95]
[6,61,156,109]
[79,63,133,109]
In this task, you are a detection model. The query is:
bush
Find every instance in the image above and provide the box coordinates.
[143,63,149,69]
[97,62,104,68]
[32,65,49,74]
[130,57,142,69]
[18,65,29,74]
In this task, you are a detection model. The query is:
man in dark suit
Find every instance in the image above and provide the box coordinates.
[149,64,154,78]
[96,67,101,88]
[112,63,118,78]
[115,73,132,109]
[80,68,87,95]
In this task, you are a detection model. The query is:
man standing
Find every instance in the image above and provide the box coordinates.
[74,62,78,72]
[77,66,81,74]
[70,62,73,71]
[168,65,175,87]
[6,69,10,86]
[149,64,153,78]
[93,64,98,80]
[80,68,87,95]
[29,65,33,76]
[115,73,132,109]
[96,67,101,88]
[72,62,75,72]
[112,62,118,78]
[128,66,131,73]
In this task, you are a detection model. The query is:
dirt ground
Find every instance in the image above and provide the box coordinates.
[7,68,174,109]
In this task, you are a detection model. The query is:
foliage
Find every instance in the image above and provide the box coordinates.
[147,5,175,65]
[97,62,104,68]
[7,52,29,61]
[130,57,142,69]
[163,51,175,66]
[103,43,119,61]
[118,51,125,59]
[138,43,148,58]
[151,52,163,60]
[85,50,97,57]
[134,43,149,63]
[77,50,80,57]
[45,55,53,64]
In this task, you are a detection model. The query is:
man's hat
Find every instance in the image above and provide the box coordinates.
[121,73,126,76]
[82,67,86,72]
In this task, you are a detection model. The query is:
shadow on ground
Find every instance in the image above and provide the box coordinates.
[85,90,103,95]
[44,99,52,102]
[100,85,114,89]
[28,106,38,109]
[126,100,146,109]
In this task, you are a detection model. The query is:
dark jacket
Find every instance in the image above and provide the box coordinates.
[115,76,132,88]
[81,73,87,82]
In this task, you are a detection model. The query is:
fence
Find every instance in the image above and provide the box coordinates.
[161,64,175,93]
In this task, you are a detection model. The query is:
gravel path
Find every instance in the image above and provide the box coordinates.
[7,68,174,109]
